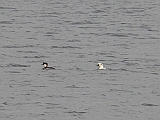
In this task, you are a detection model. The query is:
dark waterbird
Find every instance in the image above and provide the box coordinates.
[42,62,55,70]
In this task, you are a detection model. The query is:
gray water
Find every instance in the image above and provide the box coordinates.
[0,0,160,120]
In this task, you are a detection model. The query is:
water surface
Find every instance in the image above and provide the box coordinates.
[0,0,160,120]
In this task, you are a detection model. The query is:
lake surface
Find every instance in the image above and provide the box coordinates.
[0,0,160,120]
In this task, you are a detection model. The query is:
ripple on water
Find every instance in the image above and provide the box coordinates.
[7,63,30,67]
[141,103,159,106]
[2,45,37,48]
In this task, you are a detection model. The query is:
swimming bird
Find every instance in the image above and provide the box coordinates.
[97,63,106,70]
[42,62,55,70]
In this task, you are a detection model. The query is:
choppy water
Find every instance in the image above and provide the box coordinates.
[0,0,160,120]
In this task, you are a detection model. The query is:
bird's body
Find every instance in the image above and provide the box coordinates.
[97,63,106,70]
[42,62,55,70]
